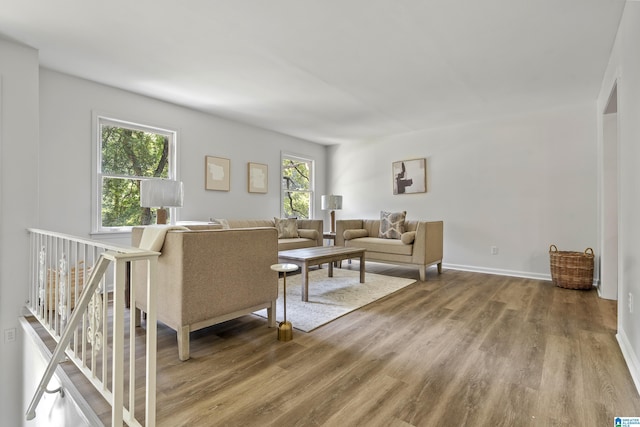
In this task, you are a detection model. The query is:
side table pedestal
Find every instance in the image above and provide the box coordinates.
[270,263,299,342]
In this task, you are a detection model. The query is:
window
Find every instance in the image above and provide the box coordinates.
[281,154,314,219]
[94,116,177,232]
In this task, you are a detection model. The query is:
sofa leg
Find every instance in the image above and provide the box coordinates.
[177,326,190,361]
[419,268,426,282]
[437,262,443,274]
[267,302,276,328]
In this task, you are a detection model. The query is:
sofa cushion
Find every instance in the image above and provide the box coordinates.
[401,231,416,245]
[274,217,299,238]
[379,211,406,239]
[278,237,319,251]
[297,229,319,240]
[343,229,369,240]
[346,237,413,256]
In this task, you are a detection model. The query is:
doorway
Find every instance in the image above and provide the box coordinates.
[600,82,618,300]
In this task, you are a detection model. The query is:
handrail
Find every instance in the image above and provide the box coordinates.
[25,228,159,426]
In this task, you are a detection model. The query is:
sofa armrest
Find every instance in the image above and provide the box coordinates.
[411,221,444,265]
[336,219,364,246]
[296,219,323,246]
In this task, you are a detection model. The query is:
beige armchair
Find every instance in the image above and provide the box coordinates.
[132,226,278,361]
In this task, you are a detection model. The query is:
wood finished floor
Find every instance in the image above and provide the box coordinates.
[45,263,640,426]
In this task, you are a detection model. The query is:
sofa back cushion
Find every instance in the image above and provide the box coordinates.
[362,219,381,237]
[225,219,275,228]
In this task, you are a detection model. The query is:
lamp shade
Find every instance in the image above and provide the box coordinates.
[140,179,184,208]
[321,195,342,210]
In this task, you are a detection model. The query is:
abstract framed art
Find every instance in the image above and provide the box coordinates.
[392,158,426,195]
[248,162,268,193]
[205,156,230,191]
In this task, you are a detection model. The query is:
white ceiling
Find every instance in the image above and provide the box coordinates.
[0,0,626,145]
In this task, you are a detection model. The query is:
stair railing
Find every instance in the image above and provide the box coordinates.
[25,228,159,426]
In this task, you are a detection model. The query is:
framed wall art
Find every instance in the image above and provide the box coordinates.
[205,156,230,191]
[392,158,426,195]
[248,162,268,193]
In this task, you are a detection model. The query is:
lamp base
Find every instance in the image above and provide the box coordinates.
[277,320,293,341]
[330,210,336,233]
[156,208,168,225]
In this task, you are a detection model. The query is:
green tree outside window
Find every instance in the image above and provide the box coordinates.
[282,156,313,219]
[98,119,175,230]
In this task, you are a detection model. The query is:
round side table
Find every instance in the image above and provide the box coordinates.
[270,263,299,341]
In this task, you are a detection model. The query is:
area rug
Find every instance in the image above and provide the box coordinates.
[254,268,416,332]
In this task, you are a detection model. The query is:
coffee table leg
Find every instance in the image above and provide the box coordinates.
[302,261,309,302]
[359,254,365,283]
[328,260,334,277]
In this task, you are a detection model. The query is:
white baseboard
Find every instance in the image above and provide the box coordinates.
[617,329,640,396]
[442,263,551,281]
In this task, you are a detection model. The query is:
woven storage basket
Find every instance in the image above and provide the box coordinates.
[549,245,594,290]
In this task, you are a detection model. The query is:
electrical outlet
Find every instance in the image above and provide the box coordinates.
[490,246,499,255]
[4,328,16,343]
[630,293,634,314]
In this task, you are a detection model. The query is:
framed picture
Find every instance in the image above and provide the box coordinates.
[248,162,268,193]
[205,156,230,191]
[392,158,426,195]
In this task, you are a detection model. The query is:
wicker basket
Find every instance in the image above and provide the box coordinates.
[549,245,594,290]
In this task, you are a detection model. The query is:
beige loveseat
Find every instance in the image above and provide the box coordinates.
[336,219,444,281]
[131,226,278,361]
[208,218,323,250]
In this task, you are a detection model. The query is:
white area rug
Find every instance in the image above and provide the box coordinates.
[254,268,416,332]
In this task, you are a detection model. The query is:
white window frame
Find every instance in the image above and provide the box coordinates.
[92,114,178,234]
[281,152,315,219]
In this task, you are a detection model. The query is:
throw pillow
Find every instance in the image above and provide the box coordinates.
[343,229,369,240]
[138,225,189,251]
[274,217,299,238]
[379,211,406,239]
[401,231,416,245]
[297,229,319,240]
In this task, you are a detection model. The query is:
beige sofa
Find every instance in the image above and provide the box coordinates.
[131,226,278,361]
[336,219,444,281]
[206,218,323,250]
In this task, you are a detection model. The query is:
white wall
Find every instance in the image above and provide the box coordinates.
[599,1,640,392]
[328,104,597,279]
[39,69,328,244]
[0,38,40,427]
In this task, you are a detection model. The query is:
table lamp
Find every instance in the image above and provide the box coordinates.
[140,179,184,224]
[321,194,342,233]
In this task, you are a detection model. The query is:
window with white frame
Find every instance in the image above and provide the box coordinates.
[95,116,177,232]
[281,154,314,219]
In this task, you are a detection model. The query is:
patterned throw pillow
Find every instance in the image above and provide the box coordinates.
[274,217,299,238]
[379,211,406,239]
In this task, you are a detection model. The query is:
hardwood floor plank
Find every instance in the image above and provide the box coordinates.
[537,334,586,425]
[321,374,409,426]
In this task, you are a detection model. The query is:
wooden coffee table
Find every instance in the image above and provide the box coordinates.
[278,246,366,302]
